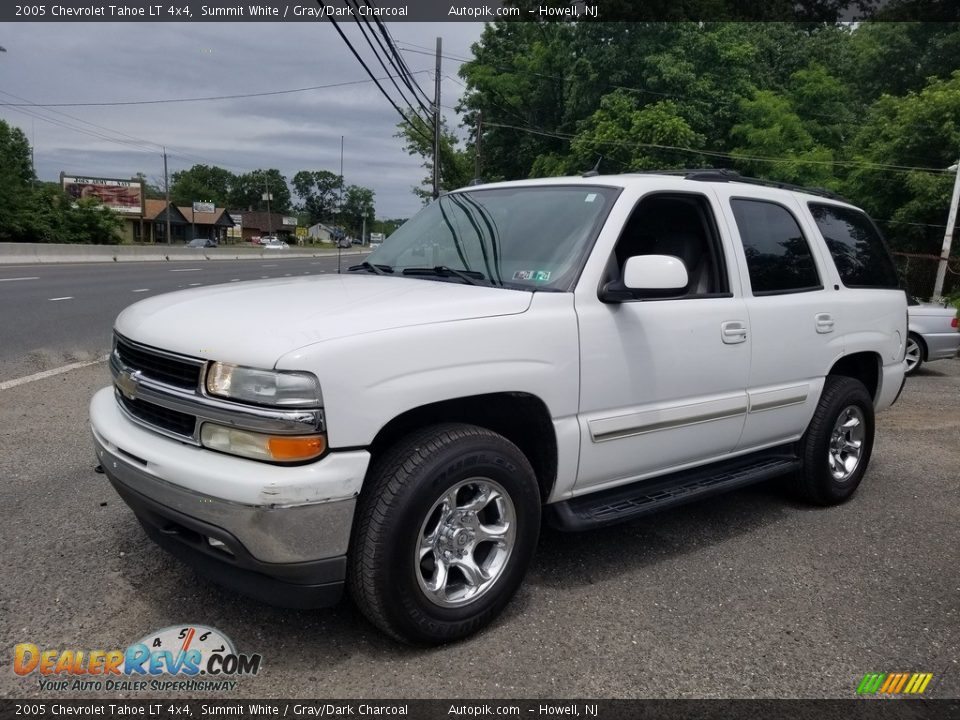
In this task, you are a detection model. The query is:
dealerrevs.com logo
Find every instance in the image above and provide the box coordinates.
[14,625,262,693]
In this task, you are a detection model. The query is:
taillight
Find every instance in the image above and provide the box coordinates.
[952,317,958,329]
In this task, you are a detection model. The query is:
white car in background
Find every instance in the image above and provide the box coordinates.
[263,239,288,250]
[906,297,960,374]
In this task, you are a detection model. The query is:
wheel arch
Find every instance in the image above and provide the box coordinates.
[367,392,558,503]
[827,352,882,400]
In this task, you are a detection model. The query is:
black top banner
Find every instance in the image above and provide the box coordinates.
[3,0,959,22]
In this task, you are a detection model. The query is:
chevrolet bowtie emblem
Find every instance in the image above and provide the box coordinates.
[116,369,141,400]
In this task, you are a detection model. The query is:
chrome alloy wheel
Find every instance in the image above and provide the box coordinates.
[828,406,866,482]
[415,478,516,608]
[905,336,922,372]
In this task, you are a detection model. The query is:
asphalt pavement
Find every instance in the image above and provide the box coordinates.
[0,252,367,383]
[1,346,957,699]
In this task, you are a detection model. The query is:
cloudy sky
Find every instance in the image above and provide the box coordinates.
[0,22,485,219]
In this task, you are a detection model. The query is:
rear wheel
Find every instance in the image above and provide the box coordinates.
[348,423,541,644]
[904,333,924,375]
[795,376,875,505]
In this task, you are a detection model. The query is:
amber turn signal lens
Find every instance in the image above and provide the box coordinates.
[267,434,326,461]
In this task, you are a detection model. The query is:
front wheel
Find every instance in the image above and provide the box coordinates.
[348,423,541,645]
[795,376,875,505]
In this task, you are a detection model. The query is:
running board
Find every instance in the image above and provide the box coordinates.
[549,448,799,531]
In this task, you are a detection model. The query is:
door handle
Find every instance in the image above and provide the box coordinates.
[815,312,835,334]
[721,320,748,344]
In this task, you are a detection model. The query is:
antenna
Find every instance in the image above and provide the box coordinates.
[582,156,602,178]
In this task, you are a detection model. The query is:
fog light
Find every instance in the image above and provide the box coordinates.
[200,423,326,463]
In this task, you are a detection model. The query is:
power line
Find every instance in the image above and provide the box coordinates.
[0,73,429,108]
[344,0,433,118]
[366,11,434,108]
[325,8,433,146]
[482,120,954,176]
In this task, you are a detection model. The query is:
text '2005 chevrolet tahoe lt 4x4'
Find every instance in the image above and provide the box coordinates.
[90,170,908,644]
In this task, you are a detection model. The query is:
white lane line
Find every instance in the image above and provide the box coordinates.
[229,279,240,282]
[169,268,202,272]
[132,288,150,293]
[188,282,202,286]
[284,273,291,277]
[260,275,269,278]
[49,296,73,301]
[0,276,40,283]
[262,264,278,268]
[0,354,110,392]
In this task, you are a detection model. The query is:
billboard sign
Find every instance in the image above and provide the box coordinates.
[192,202,215,214]
[61,175,143,216]
[228,214,242,239]
[282,216,297,227]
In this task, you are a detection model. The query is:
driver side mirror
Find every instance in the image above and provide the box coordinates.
[599,254,689,303]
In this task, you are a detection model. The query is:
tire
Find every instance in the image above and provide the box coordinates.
[904,333,924,375]
[348,423,541,645]
[795,376,875,505]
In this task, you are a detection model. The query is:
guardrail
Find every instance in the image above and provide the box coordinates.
[0,242,363,264]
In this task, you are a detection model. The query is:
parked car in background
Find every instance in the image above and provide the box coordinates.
[906,297,960,374]
[187,238,217,248]
[336,237,352,249]
[263,240,288,250]
[259,235,280,245]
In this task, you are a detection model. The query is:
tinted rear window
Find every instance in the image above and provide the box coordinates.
[730,199,821,295]
[808,203,899,288]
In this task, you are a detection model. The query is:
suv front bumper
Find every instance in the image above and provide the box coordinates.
[90,387,370,608]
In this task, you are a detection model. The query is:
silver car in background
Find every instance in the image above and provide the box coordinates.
[906,297,960,374]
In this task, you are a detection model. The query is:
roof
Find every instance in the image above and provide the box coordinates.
[176,206,234,227]
[455,171,858,208]
[143,200,188,223]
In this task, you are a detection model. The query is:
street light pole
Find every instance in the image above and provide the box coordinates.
[933,160,960,300]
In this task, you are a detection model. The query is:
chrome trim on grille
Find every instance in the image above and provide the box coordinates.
[110,334,325,443]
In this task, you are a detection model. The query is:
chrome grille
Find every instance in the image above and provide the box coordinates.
[118,393,196,437]
[115,335,202,390]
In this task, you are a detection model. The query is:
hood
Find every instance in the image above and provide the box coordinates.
[115,273,534,368]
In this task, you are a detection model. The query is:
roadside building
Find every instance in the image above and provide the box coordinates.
[134,200,189,244]
[177,206,235,244]
[230,211,298,243]
[307,222,345,244]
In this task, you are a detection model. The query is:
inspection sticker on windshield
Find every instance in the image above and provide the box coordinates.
[585,193,598,202]
[514,270,551,281]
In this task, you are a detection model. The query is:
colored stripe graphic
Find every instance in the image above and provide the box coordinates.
[858,672,933,695]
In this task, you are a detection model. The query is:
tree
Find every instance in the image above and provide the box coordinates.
[228,169,291,213]
[396,116,473,202]
[0,120,41,241]
[292,169,343,224]
[341,185,376,237]
[170,164,235,207]
[566,93,706,174]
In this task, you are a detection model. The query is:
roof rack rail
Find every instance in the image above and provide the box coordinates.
[628,167,849,202]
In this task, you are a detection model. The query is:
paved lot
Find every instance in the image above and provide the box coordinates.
[1,352,957,700]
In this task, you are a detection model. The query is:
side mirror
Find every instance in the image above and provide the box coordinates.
[600,254,689,303]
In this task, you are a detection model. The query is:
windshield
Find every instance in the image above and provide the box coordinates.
[365,185,620,290]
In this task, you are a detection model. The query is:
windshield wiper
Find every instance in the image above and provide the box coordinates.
[401,266,489,286]
[347,261,394,275]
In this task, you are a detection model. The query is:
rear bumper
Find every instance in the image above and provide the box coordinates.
[876,360,907,410]
[922,331,960,361]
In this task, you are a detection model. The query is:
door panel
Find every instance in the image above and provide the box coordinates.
[574,297,750,491]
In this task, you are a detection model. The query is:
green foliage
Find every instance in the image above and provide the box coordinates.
[292,170,343,225]
[396,115,473,201]
[341,185,376,237]
[170,164,234,207]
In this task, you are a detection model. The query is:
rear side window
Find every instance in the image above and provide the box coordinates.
[808,203,899,288]
[730,199,822,295]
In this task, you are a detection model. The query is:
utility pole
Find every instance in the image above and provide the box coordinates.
[432,36,442,200]
[264,175,273,237]
[163,147,171,245]
[474,110,482,180]
[338,134,344,274]
[933,160,960,299]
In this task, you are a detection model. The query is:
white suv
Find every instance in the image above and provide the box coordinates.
[90,171,907,644]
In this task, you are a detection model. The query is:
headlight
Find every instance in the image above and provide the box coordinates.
[201,423,326,463]
[205,362,322,407]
